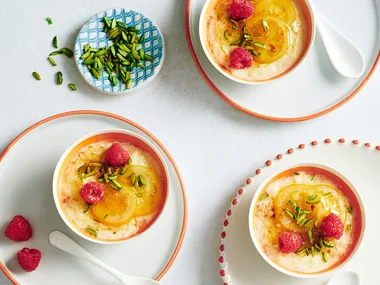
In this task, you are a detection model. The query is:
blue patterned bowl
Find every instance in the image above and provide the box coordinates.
[74,8,165,94]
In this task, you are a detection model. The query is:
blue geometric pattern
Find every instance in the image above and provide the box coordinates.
[74,8,164,94]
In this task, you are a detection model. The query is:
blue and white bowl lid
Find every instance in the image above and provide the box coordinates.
[74,8,165,94]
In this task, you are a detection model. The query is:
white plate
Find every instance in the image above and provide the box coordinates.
[186,0,380,121]
[218,138,379,284]
[0,111,187,285]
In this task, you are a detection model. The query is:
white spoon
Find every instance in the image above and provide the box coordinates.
[326,271,360,285]
[312,5,366,78]
[49,231,161,285]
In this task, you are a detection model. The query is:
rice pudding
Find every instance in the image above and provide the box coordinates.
[251,166,363,275]
[55,132,168,242]
[201,0,313,82]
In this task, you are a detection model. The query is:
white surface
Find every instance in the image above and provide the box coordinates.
[223,144,372,284]
[189,0,379,119]
[0,113,185,285]
[48,231,160,285]
[0,0,379,284]
[327,271,360,285]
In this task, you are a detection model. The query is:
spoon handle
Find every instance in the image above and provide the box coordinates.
[49,231,126,284]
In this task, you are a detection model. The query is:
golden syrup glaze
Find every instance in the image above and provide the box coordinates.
[203,0,314,82]
[57,132,168,242]
[252,166,363,274]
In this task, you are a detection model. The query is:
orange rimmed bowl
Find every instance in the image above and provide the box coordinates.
[248,163,365,278]
[52,129,170,244]
[199,0,316,85]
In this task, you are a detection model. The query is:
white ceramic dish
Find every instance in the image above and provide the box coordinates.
[186,0,379,121]
[52,129,170,244]
[248,163,365,279]
[218,138,378,284]
[198,0,316,85]
[0,111,187,285]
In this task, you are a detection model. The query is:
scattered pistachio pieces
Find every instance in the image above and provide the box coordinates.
[346,224,352,232]
[323,240,334,248]
[86,227,97,237]
[53,36,58,48]
[324,192,331,196]
[347,206,352,214]
[296,214,306,225]
[56,71,63,85]
[61,48,74,58]
[49,50,63,56]
[308,195,317,201]
[304,219,313,227]
[127,158,132,165]
[311,246,315,257]
[32,72,41,80]
[138,175,147,187]
[259,193,269,200]
[288,200,296,209]
[120,165,128,175]
[306,200,320,204]
[261,19,269,32]
[311,174,315,181]
[83,202,91,213]
[130,173,137,185]
[323,252,329,262]
[294,172,300,175]
[253,41,267,49]
[283,209,294,219]
[112,180,122,190]
[68,83,77,91]
[308,228,313,243]
[314,220,318,229]
[48,57,57,66]
[301,210,312,214]
[103,214,108,220]
[295,206,301,220]
[46,17,53,25]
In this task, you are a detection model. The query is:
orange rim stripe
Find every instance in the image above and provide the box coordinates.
[0,110,188,284]
[185,0,380,122]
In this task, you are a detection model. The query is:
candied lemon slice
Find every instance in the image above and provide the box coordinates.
[274,184,318,231]
[121,165,164,216]
[254,0,298,25]
[91,184,136,226]
[243,16,290,64]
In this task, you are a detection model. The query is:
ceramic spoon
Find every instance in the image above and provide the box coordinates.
[326,271,360,285]
[49,231,161,285]
[312,5,366,78]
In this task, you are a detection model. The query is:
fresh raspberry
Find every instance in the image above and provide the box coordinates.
[278,232,303,253]
[229,47,253,69]
[319,213,344,240]
[228,0,254,20]
[105,143,130,166]
[4,215,32,242]
[17,248,41,272]
[80,182,104,204]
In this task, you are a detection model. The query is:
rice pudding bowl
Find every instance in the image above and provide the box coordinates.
[53,130,169,244]
[199,0,315,84]
[248,164,365,278]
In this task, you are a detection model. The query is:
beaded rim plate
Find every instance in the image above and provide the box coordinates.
[74,8,165,95]
[218,138,379,284]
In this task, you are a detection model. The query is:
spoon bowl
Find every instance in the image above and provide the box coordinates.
[327,271,360,285]
[312,4,366,78]
[49,231,160,285]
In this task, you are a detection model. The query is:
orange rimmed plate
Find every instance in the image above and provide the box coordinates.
[0,111,187,285]
[186,0,379,121]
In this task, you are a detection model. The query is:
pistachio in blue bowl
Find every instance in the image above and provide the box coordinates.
[74,8,165,94]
